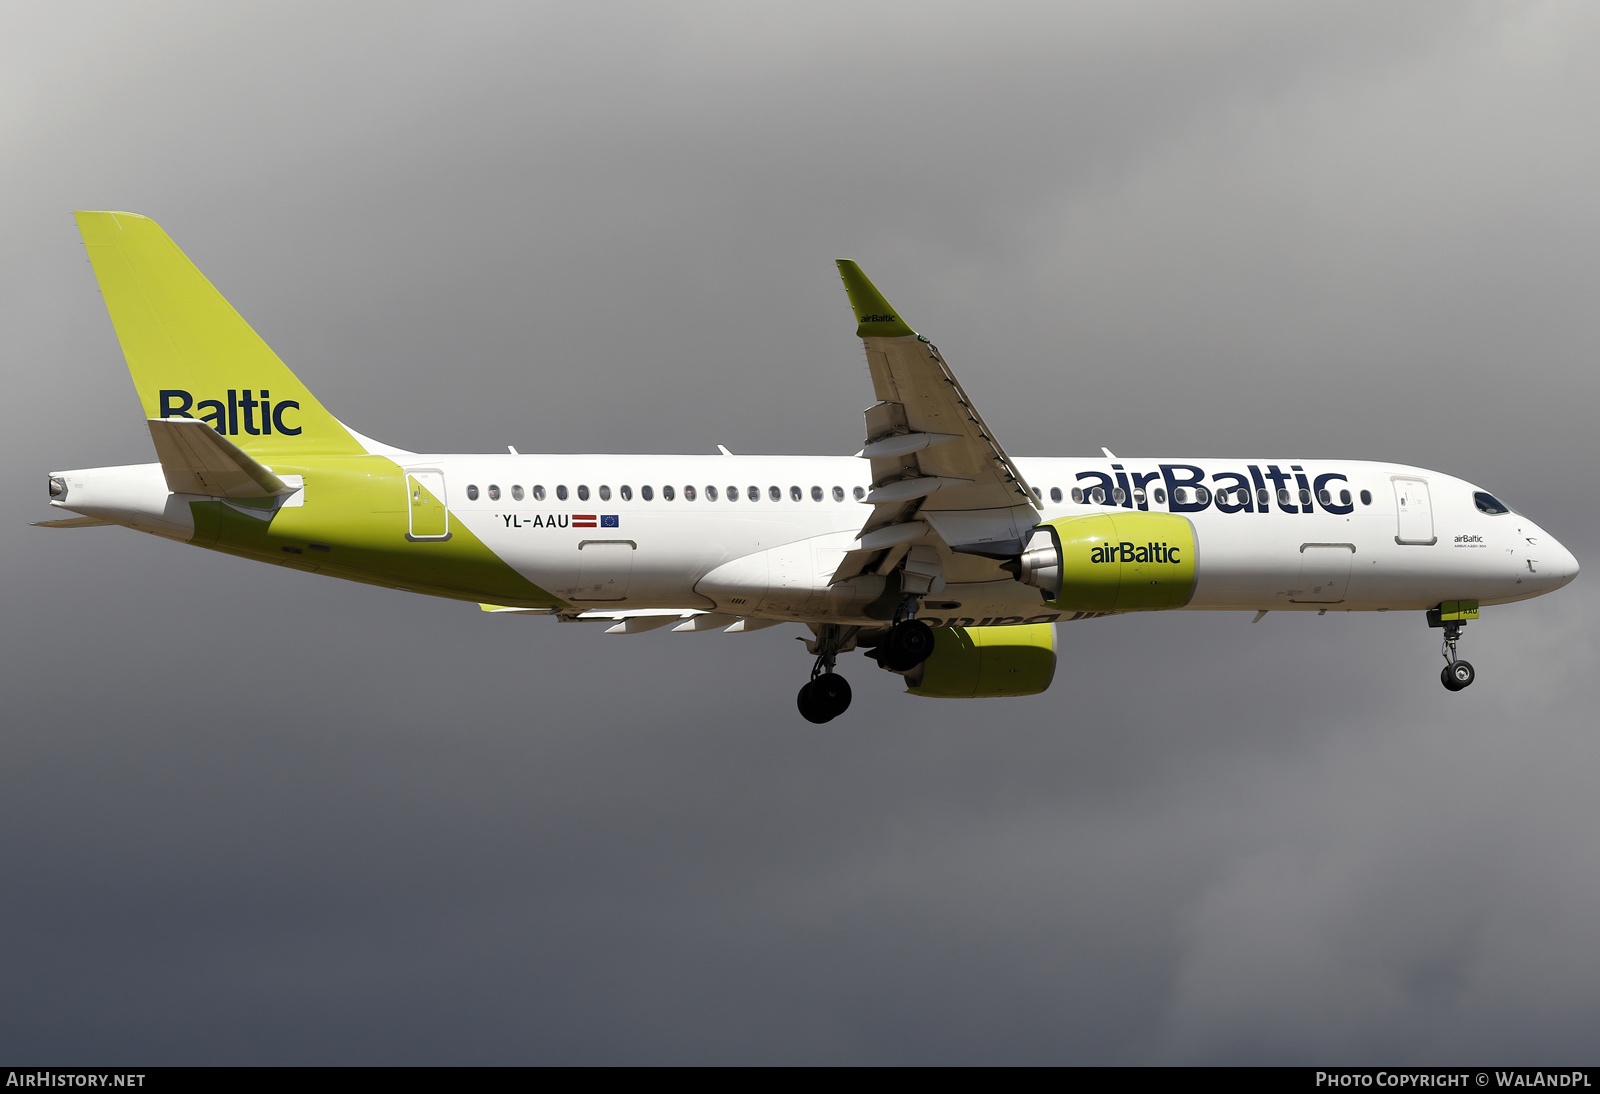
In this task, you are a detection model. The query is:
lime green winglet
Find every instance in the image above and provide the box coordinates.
[836,260,917,339]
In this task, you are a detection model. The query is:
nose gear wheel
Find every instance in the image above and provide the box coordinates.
[1426,608,1476,692]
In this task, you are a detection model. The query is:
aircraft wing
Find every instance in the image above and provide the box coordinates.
[831,262,1040,584]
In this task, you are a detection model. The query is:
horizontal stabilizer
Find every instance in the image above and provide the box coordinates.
[147,417,292,498]
[32,516,111,528]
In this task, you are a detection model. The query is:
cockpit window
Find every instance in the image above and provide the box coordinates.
[1474,491,1511,515]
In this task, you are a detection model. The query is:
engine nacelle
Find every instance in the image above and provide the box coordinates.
[1013,512,1197,613]
[900,623,1056,698]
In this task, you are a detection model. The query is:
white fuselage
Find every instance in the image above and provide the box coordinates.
[51,452,1579,624]
[403,453,1578,624]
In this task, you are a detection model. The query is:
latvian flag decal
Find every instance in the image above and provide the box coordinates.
[573,515,620,529]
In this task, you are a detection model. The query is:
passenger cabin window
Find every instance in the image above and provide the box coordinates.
[577,485,589,501]
[1318,489,1331,505]
[1475,491,1511,514]
[1277,488,1291,507]
[1032,487,1043,500]
[599,485,611,501]
[1133,488,1146,506]
[684,485,696,501]
[556,485,568,501]
[512,485,524,501]
[706,486,718,501]
[790,486,802,501]
[1298,488,1311,507]
[832,486,845,502]
[533,485,546,501]
[1360,489,1372,505]
[811,486,823,502]
[488,484,501,501]
[769,486,781,501]
[1071,487,1084,503]
[466,484,479,500]
[1340,489,1352,506]
[1090,486,1106,504]
[620,485,633,501]
[852,486,865,501]
[1257,488,1269,507]
[1174,487,1189,504]
[1050,487,1063,503]
[642,485,654,501]
[1154,488,1166,504]
[1112,487,1126,505]
[663,485,675,501]
[727,486,739,502]
[748,486,760,502]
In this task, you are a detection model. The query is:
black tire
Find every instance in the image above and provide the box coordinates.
[1442,660,1475,691]
[797,680,834,723]
[810,672,852,719]
[878,619,936,672]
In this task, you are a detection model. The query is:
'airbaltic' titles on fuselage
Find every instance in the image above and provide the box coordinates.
[1091,541,1180,564]
[159,389,301,435]
[1076,463,1355,516]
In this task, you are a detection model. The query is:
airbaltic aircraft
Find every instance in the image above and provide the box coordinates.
[42,212,1580,722]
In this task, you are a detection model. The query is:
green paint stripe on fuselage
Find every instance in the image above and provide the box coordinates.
[186,455,564,608]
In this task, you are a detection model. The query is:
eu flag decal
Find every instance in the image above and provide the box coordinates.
[600,515,620,528]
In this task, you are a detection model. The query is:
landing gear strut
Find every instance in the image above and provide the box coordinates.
[1427,605,1476,692]
[798,624,854,724]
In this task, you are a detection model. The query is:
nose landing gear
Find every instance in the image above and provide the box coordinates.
[1427,601,1479,692]
[1442,659,1475,691]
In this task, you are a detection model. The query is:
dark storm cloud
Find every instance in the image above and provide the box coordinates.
[2,0,1596,1064]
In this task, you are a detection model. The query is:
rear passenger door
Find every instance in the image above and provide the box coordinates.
[406,469,451,541]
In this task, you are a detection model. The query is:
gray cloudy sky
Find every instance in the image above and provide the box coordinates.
[3,0,1598,1065]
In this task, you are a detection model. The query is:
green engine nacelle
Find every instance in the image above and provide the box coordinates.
[1013,512,1197,614]
[905,623,1057,698]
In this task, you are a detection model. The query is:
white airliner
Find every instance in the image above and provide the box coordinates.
[41,212,1579,721]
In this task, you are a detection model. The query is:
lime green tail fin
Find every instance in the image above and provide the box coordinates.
[75,211,365,457]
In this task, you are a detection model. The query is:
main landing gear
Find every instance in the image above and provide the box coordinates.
[798,623,855,724]
[1427,605,1476,692]
[797,612,938,723]
[871,618,935,673]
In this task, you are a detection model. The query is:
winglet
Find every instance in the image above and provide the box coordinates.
[836,261,916,339]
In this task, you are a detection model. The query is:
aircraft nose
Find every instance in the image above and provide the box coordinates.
[1548,537,1580,588]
